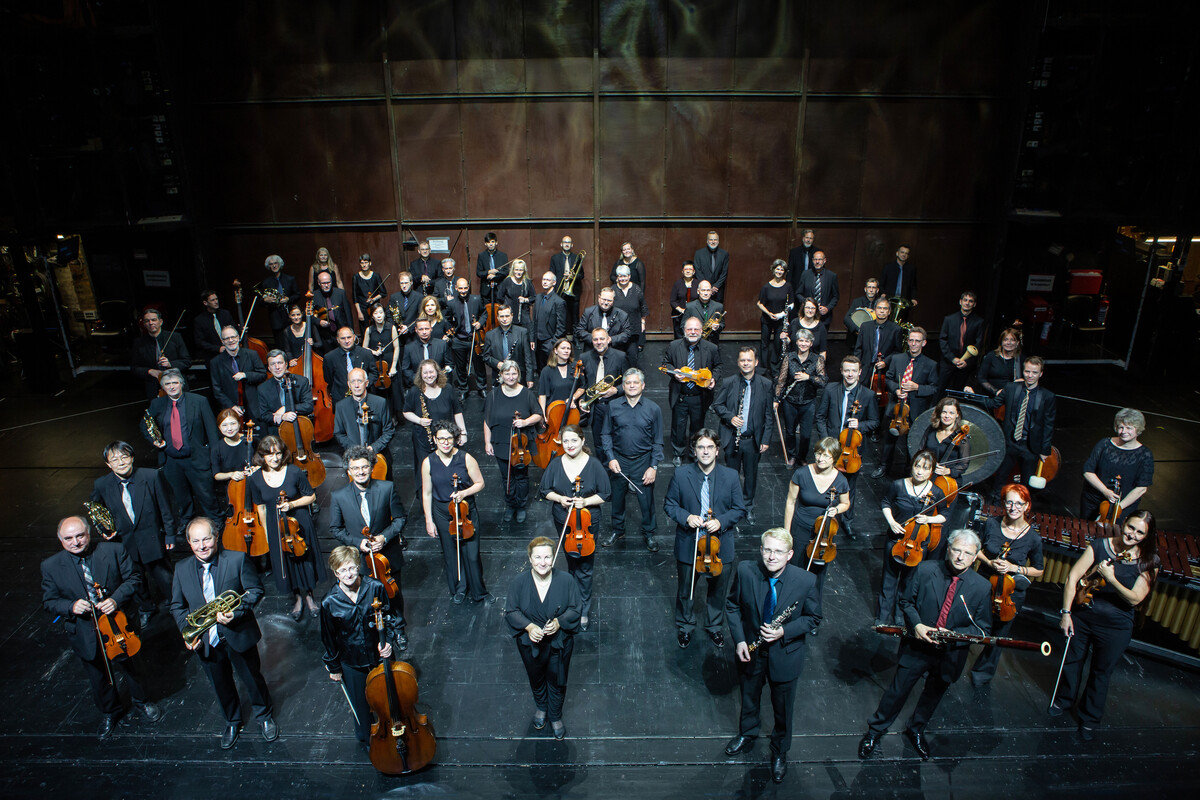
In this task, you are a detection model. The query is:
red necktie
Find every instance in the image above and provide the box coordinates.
[901,358,914,386]
[935,576,960,628]
[959,317,967,351]
[170,400,183,450]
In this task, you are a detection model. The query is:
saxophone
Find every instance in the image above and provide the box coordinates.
[142,410,162,444]
[84,501,118,541]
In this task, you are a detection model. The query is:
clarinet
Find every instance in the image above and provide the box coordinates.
[748,601,800,652]
[419,394,434,449]
[732,378,746,456]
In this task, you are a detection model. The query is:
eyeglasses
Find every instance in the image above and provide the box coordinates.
[348,466,372,473]
[1004,500,1026,508]
[761,547,789,558]
[434,436,455,443]
[106,454,133,464]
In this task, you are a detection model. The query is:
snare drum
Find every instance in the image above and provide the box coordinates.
[849,307,876,330]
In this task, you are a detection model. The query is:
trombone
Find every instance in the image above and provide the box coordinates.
[558,250,586,298]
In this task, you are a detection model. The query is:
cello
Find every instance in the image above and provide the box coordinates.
[278,375,327,488]
[533,360,583,468]
[447,473,474,582]
[805,489,840,571]
[221,420,269,556]
[289,292,335,443]
[890,488,940,567]
[561,476,595,558]
[90,581,141,660]
[276,490,308,557]
[932,423,971,509]
[363,526,399,599]
[691,508,722,601]
[836,400,863,474]
[365,598,436,775]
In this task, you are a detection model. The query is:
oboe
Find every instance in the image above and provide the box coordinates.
[748,601,800,652]
[419,394,434,448]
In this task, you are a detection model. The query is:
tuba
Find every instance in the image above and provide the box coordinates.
[558,250,586,298]
[182,590,247,649]
[578,374,619,411]
[701,311,726,339]
[84,501,118,541]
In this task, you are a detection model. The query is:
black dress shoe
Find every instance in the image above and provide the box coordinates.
[601,531,622,547]
[97,714,118,740]
[532,711,546,730]
[1047,701,1066,718]
[672,456,682,467]
[395,632,409,652]
[771,754,787,783]
[645,535,659,553]
[551,720,566,740]
[516,509,527,523]
[475,593,497,605]
[724,734,754,756]
[504,508,516,523]
[1079,724,1095,742]
[290,608,303,622]
[139,610,154,630]
[136,701,163,723]
[399,537,408,551]
[452,592,466,604]
[857,732,879,759]
[869,466,886,479]
[708,630,725,648]
[904,728,930,760]
[221,723,242,750]
[745,510,755,524]
[261,716,279,742]
[677,630,691,648]
[580,616,589,631]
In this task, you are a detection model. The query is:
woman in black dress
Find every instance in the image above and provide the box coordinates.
[876,449,946,625]
[421,420,491,604]
[212,408,254,485]
[967,327,1021,398]
[249,435,325,620]
[363,303,401,413]
[484,361,544,522]
[308,246,344,293]
[496,259,534,328]
[782,437,850,596]
[783,297,827,363]
[756,259,794,380]
[669,262,698,338]
[416,295,450,342]
[402,358,467,477]
[968,482,1044,686]
[505,535,582,740]
[539,424,611,630]
[281,303,315,364]
[1081,408,1154,522]
[537,338,577,417]
[609,241,646,290]
[351,253,387,333]
[1053,510,1160,741]
[922,397,970,481]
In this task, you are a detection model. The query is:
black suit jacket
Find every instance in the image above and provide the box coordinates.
[130,334,192,398]
[90,468,177,561]
[692,246,730,294]
[990,382,1056,456]
[483,324,535,382]
[712,374,775,450]
[938,311,986,366]
[390,290,423,329]
[815,381,880,439]
[576,305,631,349]
[209,349,267,417]
[578,347,628,401]
[328,479,407,548]
[192,309,236,362]
[797,269,841,321]
[475,249,510,283]
[726,560,821,681]
[549,252,584,290]
[314,287,353,345]
[333,394,395,454]
[144,391,221,472]
[431,275,458,308]
[898,559,991,680]
[662,338,722,406]
[401,338,452,386]
[532,292,567,345]
[257,374,315,424]
[855,319,904,367]
[787,244,816,290]
[262,273,301,329]
[42,542,141,660]
[408,257,439,288]
[884,352,939,419]
[170,551,264,656]
[682,300,724,335]
[445,294,486,340]
[881,260,917,302]
[664,463,746,564]
[323,346,379,403]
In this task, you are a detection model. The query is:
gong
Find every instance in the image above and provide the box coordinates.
[906,404,1006,485]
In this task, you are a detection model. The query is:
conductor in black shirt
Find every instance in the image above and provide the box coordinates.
[713,346,773,515]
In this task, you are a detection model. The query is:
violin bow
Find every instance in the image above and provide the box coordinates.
[1048,631,1073,712]
[86,588,116,687]
[338,679,362,728]
[551,490,578,567]
[238,294,259,344]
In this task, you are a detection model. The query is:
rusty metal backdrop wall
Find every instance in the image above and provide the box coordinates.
[167,0,1014,334]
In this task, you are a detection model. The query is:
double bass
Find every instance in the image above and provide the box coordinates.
[835,401,863,474]
[534,360,583,468]
[278,376,327,488]
[221,420,269,556]
[805,489,840,570]
[365,598,436,774]
[289,292,335,443]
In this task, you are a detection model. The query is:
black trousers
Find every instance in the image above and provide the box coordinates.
[738,651,798,756]
[433,504,487,599]
[777,399,815,465]
[198,640,273,725]
[339,664,372,742]
[996,440,1041,490]
[133,555,174,612]
[449,338,483,392]
[610,452,656,536]
[879,422,912,477]
[1054,604,1134,725]
[566,552,595,617]
[760,319,785,379]
[79,649,148,714]
[162,454,219,531]
[724,435,762,504]
[969,591,1027,681]
[842,470,861,523]
[671,391,708,457]
[674,559,729,634]
[876,543,915,624]
[867,643,959,735]
[494,456,529,510]
[516,640,572,721]
[938,359,972,392]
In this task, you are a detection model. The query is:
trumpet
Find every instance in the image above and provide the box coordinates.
[578,374,619,411]
[558,250,586,298]
[84,501,118,541]
[142,410,162,444]
[701,311,725,339]
[182,590,248,649]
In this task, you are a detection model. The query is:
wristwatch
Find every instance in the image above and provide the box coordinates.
[1059,608,1071,615]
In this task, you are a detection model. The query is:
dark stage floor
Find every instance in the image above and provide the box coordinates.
[2,341,1198,799]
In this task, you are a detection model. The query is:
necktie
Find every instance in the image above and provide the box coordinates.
[503,330,510,357]
[231,354,239,374]
[840,386,851,428]
[874,327,881,357]
[489,253,495,271]
[740,379,751,434]
[202,562,218,645]
[687,344,696,370]
[763,576,778,621]
[345,350,353,374]
[360,490,371,527]
[596,356,604,386]
[462,301,470,335]
[959,316,967,351]
[895,265,904,296]
[213,314,223,339]
[121,479,135,523]
[902,358,914,387]
[423,343,430,361]
[699,474,711,515]
[170,401,183,450]
[1014,388,1030,441]
[279,379,287,407]
[601,313,609,330]
[935,575,960,628]
[814,272,822,304]
[402,293,409,313]
[80,557,99,603]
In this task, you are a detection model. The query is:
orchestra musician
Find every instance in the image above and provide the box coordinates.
[683,280,724,344]
[858,529,989,762]
[210,326,267,424]
[431,257,460,309]
[446,277,487,398]
[389,271,422,341]
[549,235,583,321]
[577,328,627,444]
[537,338,577,417]
[170,516,277,750]
[757,259,794,379]
[403,359,466,478]
[1080,408,1154,522]
[417,294,451,341]
[258,349,314,440]
[308,246,345,293]
[482,305,536,388]
[539,424,610,630]
[669,261,698,339]
[611,263,648,366]
[664,428,747,650]
[351,253,387,332]
[723,528,822,785]
[814,356,877,535]
[496,258,535,329]
[281,303,313,363]
[872,326,938,480]
[600,368,663,552]
[609,241,646,290]
[576,287,631,353]
[421,420,494,605]
[144,368,222,528]
[713,346,773,517]
[782,297,827,364]
[795,250,839,329]
[782,437,850,597]
[966,327,1022,398]
[663,316,722,467]
[877,450,947,625]
[314,271,353,351]
[363,302,402,412]
[532,272,568,371]
[333,368,395,478]
[130,307,191,400]
[193,288,236,362]
[408,240,438,291]
[923,398,970,483]
[775,328,826,468]
[880,244,917,308]
[400,319,453,389]
[505,536,583,740]
[693,230,729,302]
[936,291,984,392]
[475,232,509,302]
[483,360,544,523]
[970,356,1055,491]
[842,277,882,356]
[853,296,904,417]
[323,327,378,406]
[41,516,163,739]
[262,254,300,346]
[786,228,816,288]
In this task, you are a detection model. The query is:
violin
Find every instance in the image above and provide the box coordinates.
[363,526,399,599]
[447,473,473,583]
[510,412,533,468]
[1075,549,1135,607]
[375,357,392,389]
[805,489,840,570]
[276,490,308,557]
[888,395,911,438]
[222,421,269,557]
[359,402,388,480]
[988,540,1019,623]
[890,487,940,567]
[562,476,595,558]
[477,292,500,357]
[533,360,583,469]
[836,400,863,474]
[870,360,888,410]
[91,581,141,660]
[658,365,715,389]
[365,598,436,775]
[1096,475,1122,527]
[278,375,327,488]
[932,423,971,509]
[289,291,335,443]
[695,508,722,577]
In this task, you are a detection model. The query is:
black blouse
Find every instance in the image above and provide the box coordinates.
[975,352,1019,397]
[505,569,582,651]
[353,272,387,311]
[922,427,970,479]
[484,386,541,460]
[759,281,794,317]
[670,279,697,312]
[789,466,849,534]
[539,455,612,527]
[404,386,462,423]
[1082,439,1154,498]
[882,479,946,536]
[320,576,390,673]
[538,365,576,406]
[496,278,534,326]
[977,517,1044,592]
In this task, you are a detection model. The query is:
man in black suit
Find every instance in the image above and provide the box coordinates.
[408,240,438,293]
[786,228,816,291]
[611,265,648,366]
[390,271,422,344]
[858,529,991,761]
[796,250,840,329]
[662,317,722,466]
[532,271,567,371]
[90,441,176,626]
[261,254,300,346]
[575,287,631,352]
[323,326,378,404]
[664,428,746,650]
[445,277,486,397]
[880,244,917,308]
[210,327,267,423]
[333,368,395,477]
[577,328,628,444]
[843,278,883,355]
[170,517,276,750]
[482,304,535,387]
[713,346,774,516]
[683,280,724,344]
[329,446,409,647]
[549,234,583,321]
[259,349,314,439]
[130,307,191,400]
[854,295,904,393]
[973,356,1056,489]
[693,230,729,302]
[475,231,509,303]
[401,319,453,388]
[937,291,985,392]
[723,528,822,784]
[42,515,163,738]
[144,369,221,527]
[431,257,459,309]
[314,270,353,352]
[872,327,939,479]
[193,289,237,363]
[815,356,880,537]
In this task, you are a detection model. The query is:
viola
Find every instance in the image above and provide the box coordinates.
[276,490,308,557]
[658,365,715,389]
[890,488,940,567]
[447,472,474,583]
[533,360,583,469]
[562,476,595,558]
[477,295,499,357]
[365,598,436,775]
[507,411,534,494]
[278,376,327,488]
[933,424,971,509]
[1096,475,1122,527]
[221,421,269,557]
[988,540,1019,622]
[91,581,141,660]
[888,396,911,438]
[836,400,863,474]
[695,508,722,577]
[290,292,335,443]
[805,489,840,569]
[363,526,399,599]
[375,358,392,389]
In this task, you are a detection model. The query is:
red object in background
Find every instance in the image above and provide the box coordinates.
[1068,269,1103,294]
[1023,295,1054,345]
